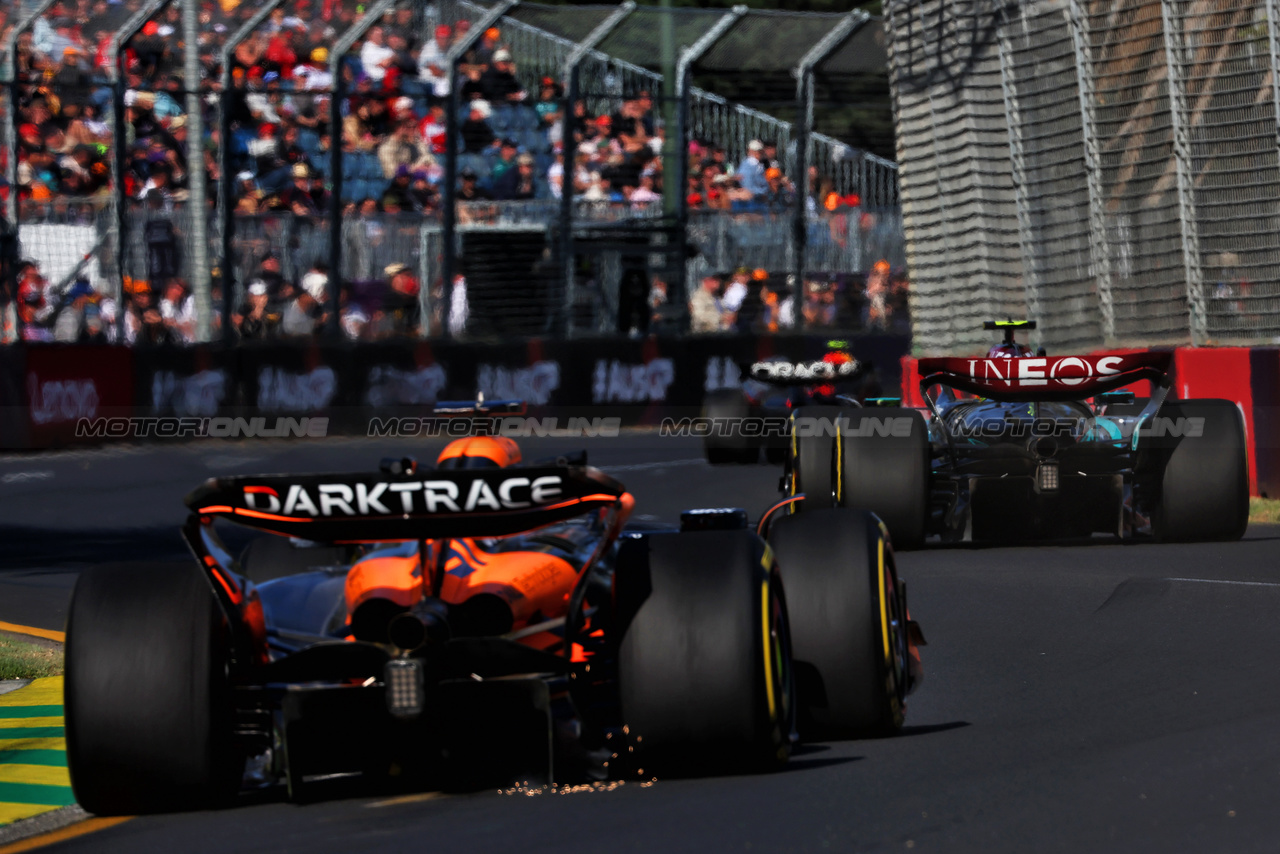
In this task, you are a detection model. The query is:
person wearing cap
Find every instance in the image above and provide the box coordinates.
[762,166,795,211]
[460,100,496,153]
[456,168,493,202]
[493,152,538,201]
[282,162,320,216]
[235,279,280,341]
[418,24,453,99]
[737,140,768,197]
[761,139,782,171]
[490,138,520,182]
[377,263,421,338]
[535,77,563,123]
[471,26,502,66]
[294,47,334,92]
[481,49,526,104]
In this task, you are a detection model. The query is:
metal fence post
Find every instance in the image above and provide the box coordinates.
[183,0,211,343]
[440,0,519,339]
[326,0,399,339]
[111,0,174,343]
[1268,0,1280,153]
[4,0,60,225]
[1067,0,1116,346]
[559,2,635,337]
[792,11,867,302]
[675,6,746,315]
[1159,0,1205,346]
[219,0,289,344]
[996,6,1041,338]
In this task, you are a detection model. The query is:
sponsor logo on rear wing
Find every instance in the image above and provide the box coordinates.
[185,466,626,542]
[917,353,1171,402]
[749,358,864,385]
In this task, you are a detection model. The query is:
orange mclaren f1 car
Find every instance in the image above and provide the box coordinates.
[64,406,923,814]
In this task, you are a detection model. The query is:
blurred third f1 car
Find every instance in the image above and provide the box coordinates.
[780,321,1248,547]
[64,400,923,815]
[701,340,889,464]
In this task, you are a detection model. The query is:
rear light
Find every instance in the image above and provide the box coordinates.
[1037,462,1059,492]
[385,659,425,719]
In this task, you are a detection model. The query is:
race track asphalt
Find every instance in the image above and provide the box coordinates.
[2,435,1279,853]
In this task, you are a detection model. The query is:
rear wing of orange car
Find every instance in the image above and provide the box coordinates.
[185,464,626,543]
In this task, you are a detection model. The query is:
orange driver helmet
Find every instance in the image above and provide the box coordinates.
[436,436,522,469]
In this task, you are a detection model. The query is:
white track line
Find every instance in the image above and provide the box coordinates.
[598,458,709,473]
[1165,577,1280,588]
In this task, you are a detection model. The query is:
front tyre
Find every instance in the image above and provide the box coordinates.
[66,563,240,815]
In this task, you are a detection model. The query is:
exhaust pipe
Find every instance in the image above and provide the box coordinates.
[387,599,451,652]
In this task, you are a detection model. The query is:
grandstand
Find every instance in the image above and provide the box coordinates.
[1,0,904,344]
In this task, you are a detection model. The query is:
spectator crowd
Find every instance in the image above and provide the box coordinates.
[0,0,902,344]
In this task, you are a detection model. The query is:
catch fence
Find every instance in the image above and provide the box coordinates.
[887,0,1280,354]
[2,0,903,344]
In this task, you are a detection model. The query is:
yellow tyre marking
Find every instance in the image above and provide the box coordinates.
[878,538,890,662]
[761,580,776,722]
[835,415,843,503]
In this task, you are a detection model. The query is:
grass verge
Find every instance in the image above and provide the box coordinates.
[1250,497,1280,525]
[0,636,63,680]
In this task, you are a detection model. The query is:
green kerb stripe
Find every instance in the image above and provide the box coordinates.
[0,750,65,767]
[0,707,62,719]
[0,781,75,806]
[0,728,63,739]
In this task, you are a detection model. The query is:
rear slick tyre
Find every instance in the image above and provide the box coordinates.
[1148,399,1248,542]
[768,509,910,739]
[790,405,842,510]
[616,530,794,774]
[838,407,929,549]
[65,562,239,815]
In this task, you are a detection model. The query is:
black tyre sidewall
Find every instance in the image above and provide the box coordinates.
[616,530,792,772]
[839,407,929,548]
[66,562,237,814]
[792,405,844,510]
[1147,399,1249,542]
[768,509,905,738]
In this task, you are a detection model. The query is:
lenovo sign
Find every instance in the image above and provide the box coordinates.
[25,346,134,447]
